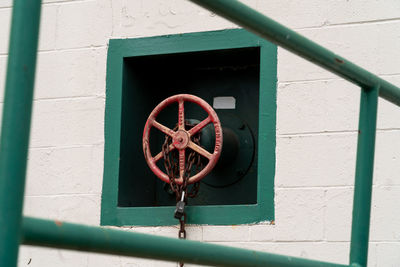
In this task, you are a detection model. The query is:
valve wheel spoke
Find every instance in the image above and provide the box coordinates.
[153,144,175,162]
[188,141,212,160]
[179,149,185,178]
[178,99,185,130]
[152,120,175,137]
[188,116,211,136]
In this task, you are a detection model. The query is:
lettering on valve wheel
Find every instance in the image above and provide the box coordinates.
[179,149,185,173]
[178,108,184,126]
[214,122,222,153]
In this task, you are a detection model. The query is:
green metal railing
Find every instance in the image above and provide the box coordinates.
[0,0,399,266]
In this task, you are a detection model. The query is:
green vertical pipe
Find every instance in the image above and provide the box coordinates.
[349,86,379,267]
[0,0,42,266]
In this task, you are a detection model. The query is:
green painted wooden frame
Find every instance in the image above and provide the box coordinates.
[101,29,277,226]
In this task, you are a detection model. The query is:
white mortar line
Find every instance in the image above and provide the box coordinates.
[25,193,100,197]
[31,95,105,102]
[276,185,400,190]
[296,17,400,31]
[277,73,400,85]
[29,143,103,151]
[0,45,107,56]
[277,128,400,138]
[29,142,104,150]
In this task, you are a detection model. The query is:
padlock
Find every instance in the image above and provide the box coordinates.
[174,191,186,219]
[174,201,185,220]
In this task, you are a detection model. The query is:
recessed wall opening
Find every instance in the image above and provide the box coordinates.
[101,29,276,225]
[118,47,260,207]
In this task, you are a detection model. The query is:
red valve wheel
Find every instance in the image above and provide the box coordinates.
[143,94,223,185]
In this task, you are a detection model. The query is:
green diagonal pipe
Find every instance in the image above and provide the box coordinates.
[189,0,400,107]
[22,216,348,267]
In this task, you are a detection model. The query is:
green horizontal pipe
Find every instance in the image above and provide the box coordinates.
[22,217,348,267]
[0,0,42,266]
[189,0,400,107]
[350,86,379,267]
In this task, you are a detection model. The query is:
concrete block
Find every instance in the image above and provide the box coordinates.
[113,0,400,38]
[202,225,249,242]
[378,97,400,130]
[29,97,104,147]
[276,134,357,187]
[111,0,237,38]
[213,241,349,265]
[0,56,6,102]
[38,5,57,51]
[87,253,122,267]
[368,242,378,267]
[0,103,2,126]
[249,223,275,242]
[125,225,202,241]
[34,48,106,99]
[278,22,400,82]
[120,257,157,267]
[277,79,359,134]
[376,242,400,266]
[0,1,11,8]
[209,241,275,253]
[370,187,400,241]
[256,1,331,29]
[0,8,11,54]
[268,242,349,265]
[278,46,334,82]
[279,242,349,265]
[25,144,104,196]
[377,75,400,130]
[273,189,324,241]
[374,131,400,186]
[19,246,88,267]
[257,0,400,29]
[56,0,112,49]
[325,188,353,241]
[0,6,57,54]
[94,47,107,98]
[120,255,173,267]
[43,0,78,3]
[23,194,101,225]
[322,0,400,26]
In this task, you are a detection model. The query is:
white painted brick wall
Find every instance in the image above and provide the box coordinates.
[0,0,399,266]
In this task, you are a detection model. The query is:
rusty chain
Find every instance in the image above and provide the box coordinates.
[162,122,203,200]
[162,122,203,267]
